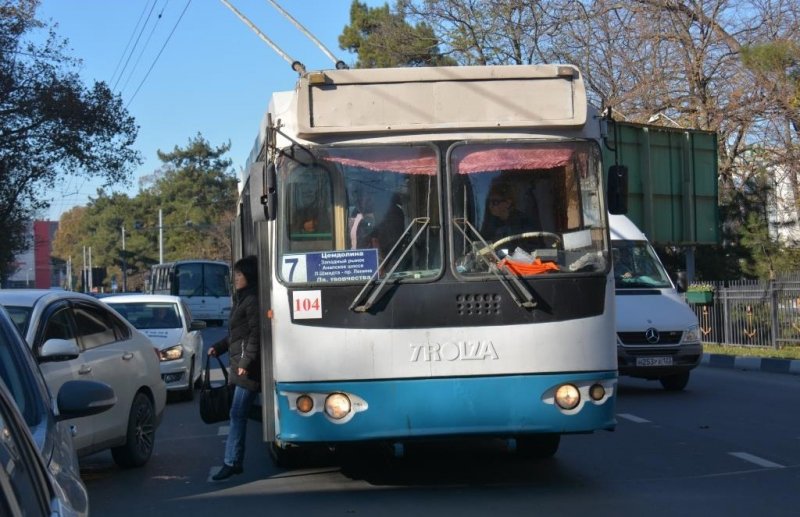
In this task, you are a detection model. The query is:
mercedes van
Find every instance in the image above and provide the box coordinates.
[610,214,703,390]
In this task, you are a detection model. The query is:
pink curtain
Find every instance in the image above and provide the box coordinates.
[452,146,575,174]
[322,147,437,175]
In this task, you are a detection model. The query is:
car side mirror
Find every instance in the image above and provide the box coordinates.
[56,380,116,421]
[190,320,207,331]
[39,338,80,363]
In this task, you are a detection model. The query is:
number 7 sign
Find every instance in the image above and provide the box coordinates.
[292,290,322,319]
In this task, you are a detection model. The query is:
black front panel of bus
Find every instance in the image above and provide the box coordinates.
[286,275,606,329]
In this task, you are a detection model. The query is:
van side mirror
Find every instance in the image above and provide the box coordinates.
[262,162,278,221]
[607,165,628,215]
[675,270,688,293]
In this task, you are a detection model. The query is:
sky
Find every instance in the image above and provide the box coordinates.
[34,0,378,221]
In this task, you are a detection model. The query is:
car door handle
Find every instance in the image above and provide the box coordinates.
[78,365,92,375]
[122,352,134,361]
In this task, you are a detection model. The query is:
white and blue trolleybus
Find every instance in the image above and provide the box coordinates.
[235,64,623,464]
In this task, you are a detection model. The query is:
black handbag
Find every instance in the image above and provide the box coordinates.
[199,354,234,424]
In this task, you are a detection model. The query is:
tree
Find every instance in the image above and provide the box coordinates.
[398,0,567,66]
[339,1,455,67]
[0,0,140,283]
[51,134,238,292]
[344,0,800,280]
[149,134,238,264]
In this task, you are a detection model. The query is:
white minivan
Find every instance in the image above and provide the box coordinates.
[611,215,703,390]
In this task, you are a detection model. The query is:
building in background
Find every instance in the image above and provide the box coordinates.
[5,221,63,289]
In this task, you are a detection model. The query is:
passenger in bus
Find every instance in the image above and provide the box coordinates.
[208,255,261,481]
[349,189,376,250]
[480,183,529,242]
[372,193,406,260]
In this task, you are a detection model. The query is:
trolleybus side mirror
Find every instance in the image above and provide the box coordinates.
[607,164,629,215]
[262,162,278,221]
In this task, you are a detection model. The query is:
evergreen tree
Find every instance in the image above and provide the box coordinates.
[339,1,455,68]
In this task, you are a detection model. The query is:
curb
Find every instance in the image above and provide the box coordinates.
[701,353,800,375]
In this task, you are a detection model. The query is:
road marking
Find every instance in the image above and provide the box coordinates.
[618,413,650,423]
[729,452,785,469]
[217,426,229,436]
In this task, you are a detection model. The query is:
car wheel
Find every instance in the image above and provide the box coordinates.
[111,392,155,468]
[182,361,195,401]
[516,433,560,459]
[660,372,690,391]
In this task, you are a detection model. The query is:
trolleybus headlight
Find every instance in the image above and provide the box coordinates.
[324,393,352,420]
[555,384,581,410]
[589,383,606,401]
[296,394,314,414]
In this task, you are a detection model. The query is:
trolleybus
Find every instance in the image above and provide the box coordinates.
[235,64,623,464]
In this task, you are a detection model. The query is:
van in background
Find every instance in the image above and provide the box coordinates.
[610,214,703,390]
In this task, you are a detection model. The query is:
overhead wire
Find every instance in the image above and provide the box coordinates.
[119,0,171,94]
[126,0,193,107]
[112,0,160,91]
[109,0,152,87]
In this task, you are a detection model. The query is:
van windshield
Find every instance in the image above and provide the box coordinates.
[612,240,672,289]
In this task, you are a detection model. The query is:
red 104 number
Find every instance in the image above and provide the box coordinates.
[295,297,321,312]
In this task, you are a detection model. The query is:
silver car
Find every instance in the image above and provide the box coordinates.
[0,289,167,468]
[102,294,205,400]
[0,305,115,516]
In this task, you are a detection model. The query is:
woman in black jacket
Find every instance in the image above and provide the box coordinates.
[209,255,260,481]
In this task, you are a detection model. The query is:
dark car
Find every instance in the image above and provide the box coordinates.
[0,305,116,516]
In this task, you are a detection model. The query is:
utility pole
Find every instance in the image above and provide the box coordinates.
[88,247,93,293]
[82,246,86,292]
[121,226,127,292]
[159,208,164,264]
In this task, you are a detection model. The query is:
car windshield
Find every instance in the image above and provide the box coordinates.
[612,240,672,288]
[3,306,32,337]
[449,141,608,277]
[277,144,441,285]
[109,303,181,330]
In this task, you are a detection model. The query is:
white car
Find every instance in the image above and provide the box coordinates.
[102,294,205,400]
[0,290,167,468]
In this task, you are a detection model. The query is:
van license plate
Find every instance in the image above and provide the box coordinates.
[636,356,673,367]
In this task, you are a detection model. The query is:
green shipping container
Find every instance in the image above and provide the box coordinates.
[602,121,719,245]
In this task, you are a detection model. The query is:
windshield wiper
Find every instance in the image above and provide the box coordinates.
[452,218,537,309]
[349,217,431,313]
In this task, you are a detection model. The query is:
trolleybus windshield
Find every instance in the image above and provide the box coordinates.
[278,144,441,285]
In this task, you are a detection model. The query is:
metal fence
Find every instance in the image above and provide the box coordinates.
[689,275,800,349]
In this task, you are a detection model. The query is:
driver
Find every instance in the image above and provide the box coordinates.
[480,183,529,242]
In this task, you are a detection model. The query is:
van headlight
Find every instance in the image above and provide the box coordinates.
[159,345,183,361]
[682,325,701,344]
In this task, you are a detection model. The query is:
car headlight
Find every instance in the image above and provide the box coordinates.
[682,324,701,344]
[159,345,183,361]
